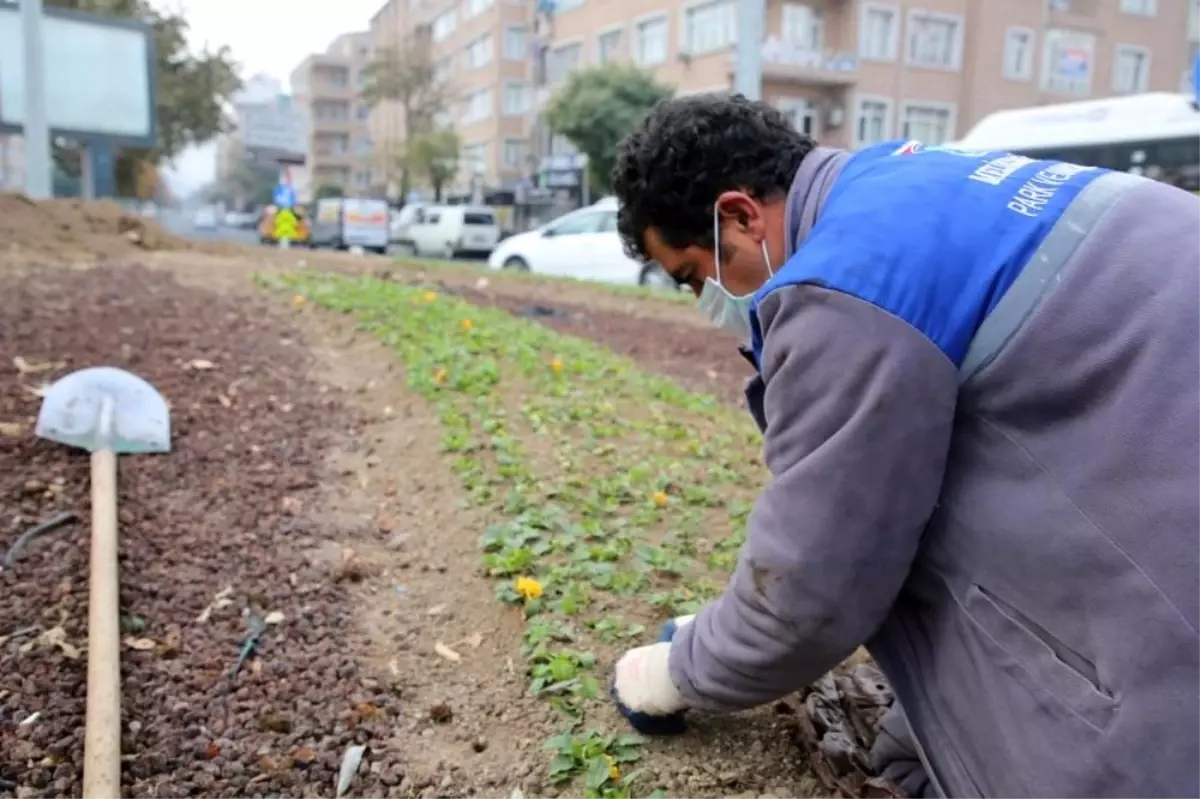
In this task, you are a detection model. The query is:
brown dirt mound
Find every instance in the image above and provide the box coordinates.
[0,193,214,262]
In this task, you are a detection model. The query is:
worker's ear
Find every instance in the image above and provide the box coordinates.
[714,190,761,232]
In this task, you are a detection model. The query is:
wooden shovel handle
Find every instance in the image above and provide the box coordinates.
[83,449,122,799]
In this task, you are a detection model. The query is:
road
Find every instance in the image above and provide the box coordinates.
[157,209,486,265]
[159,208,260,246]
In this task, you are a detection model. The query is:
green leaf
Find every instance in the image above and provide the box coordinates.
[585,757,613,791]
[548,753,577,781]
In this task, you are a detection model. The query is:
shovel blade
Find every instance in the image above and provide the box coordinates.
[35,366,171,454]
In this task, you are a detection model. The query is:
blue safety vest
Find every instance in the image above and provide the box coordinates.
[748,140,1135,382]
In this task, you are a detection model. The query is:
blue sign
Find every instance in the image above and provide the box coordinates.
[273,183,296,209]
[1191,49,1200,109]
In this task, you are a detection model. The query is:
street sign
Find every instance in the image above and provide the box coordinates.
[1192,50,1200,110]
[273,182,296,209]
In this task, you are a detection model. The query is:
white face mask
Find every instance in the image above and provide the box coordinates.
[697,203,774,340]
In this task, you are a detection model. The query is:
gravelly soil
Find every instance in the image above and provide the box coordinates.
[0,265,398,798]
[0,253,897,799]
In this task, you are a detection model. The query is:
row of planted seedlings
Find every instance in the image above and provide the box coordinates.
[264,273,766,798]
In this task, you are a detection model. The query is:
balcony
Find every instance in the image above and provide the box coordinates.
[753,38,858,87]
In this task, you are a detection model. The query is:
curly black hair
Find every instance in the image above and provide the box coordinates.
[611,93,816,262]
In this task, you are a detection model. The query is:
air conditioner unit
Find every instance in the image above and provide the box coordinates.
[827,105,845,127]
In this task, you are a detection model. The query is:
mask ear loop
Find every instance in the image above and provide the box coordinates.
[760,240,775,278]
[712,202,725,287]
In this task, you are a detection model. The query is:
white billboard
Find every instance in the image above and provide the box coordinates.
[239,99,307,165]
[0,4,154,143]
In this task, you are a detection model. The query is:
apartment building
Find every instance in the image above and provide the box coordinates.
[539,0,1193,152]
[290,32,375,199]
[368,0,536,197]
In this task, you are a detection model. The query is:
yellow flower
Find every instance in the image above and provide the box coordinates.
[549,357,564,374]
[291,294,306,308]
[423,291,437,303]
[651,490,669,508]
[605,755,620,781]
[461,318,473,331]
[433,367,447,384]
[514,576,543,600]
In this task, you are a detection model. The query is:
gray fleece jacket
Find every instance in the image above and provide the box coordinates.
[667,147,1200,797]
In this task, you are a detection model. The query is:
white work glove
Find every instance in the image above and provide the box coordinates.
[611,614,695,732]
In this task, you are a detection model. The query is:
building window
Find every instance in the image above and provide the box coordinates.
[464,34,493,69]
[901,104,953,145]
[597,29,623,64]
[460,142,488,175]
[906,11,962,69]
[464,0,493,18]
[503,138,528,168]
[1119,0,1157,16]
[684,0,735,55]
[859,3,898,61]
[547,42,583,86]
[855,97,891,146]
[556,0,586,9]
[504,26,527,60]
[355,170,371,186]
[1113,45,1151,93]
[432,10,456,42]
[1002,27,1035,81]
[503,82,531,115]
[1040,28,1095,96]
[776,97,819,137]
[781,3,823,50]
[635,16,669,65]
[434,57,452,84]
[462,88,494,124]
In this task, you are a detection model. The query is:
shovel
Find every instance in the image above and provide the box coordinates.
[35,366,171,799]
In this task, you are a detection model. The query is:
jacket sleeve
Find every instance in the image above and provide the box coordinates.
[668,284,958,712]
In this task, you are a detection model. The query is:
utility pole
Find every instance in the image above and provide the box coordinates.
[22,0,52,198]
[733,0,764,100]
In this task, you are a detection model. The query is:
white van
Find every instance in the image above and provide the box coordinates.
[394,205,501,259]
[309,197,390,254]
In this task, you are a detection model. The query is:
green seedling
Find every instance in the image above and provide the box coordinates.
[262,272,769,791]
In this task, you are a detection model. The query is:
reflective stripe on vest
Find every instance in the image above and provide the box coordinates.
[958,170,1142,384]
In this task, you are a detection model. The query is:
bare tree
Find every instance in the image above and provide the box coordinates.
[360,31,450,201]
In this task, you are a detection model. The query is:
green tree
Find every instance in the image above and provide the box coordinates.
[544,64,674,194]
[45,0,239,196]
[409,129,460,201]
[314,184,345,200]
[360,34,449,200]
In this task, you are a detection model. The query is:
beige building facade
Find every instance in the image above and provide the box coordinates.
[290,32,375,200]
[362,0,1194,197]
[368,0,537,198]
[542,0,1193,152]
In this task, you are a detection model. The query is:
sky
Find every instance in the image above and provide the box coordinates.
[158,0,383,195]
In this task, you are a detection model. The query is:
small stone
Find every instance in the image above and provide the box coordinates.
[471,737,488,753]
[428,702,453,723]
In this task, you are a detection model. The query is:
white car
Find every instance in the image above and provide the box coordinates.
[486,199,675,289]
[192,207,218,230]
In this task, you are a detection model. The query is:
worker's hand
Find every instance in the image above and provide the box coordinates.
[610,614,696,734]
